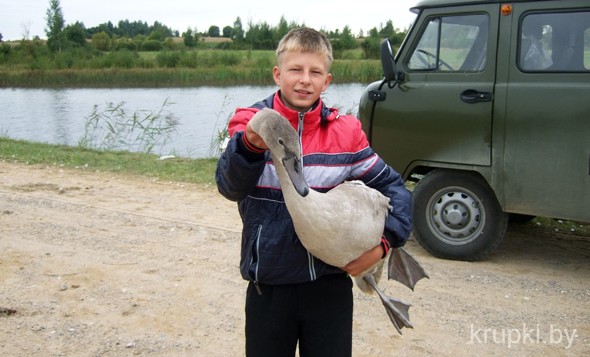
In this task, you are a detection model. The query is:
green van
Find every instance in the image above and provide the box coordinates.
[358,0,590,260]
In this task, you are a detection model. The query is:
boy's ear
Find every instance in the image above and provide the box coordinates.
[322,73,333,91]
[273,66,281,85]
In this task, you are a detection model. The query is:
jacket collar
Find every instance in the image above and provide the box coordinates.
[253,91,339,130]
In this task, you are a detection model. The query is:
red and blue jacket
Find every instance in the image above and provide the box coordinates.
[215,91,412,285]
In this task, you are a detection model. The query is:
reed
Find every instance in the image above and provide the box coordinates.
[331,60,382,83]
[78,99,179,154]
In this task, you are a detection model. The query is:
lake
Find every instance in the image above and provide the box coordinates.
[0,84,368,158]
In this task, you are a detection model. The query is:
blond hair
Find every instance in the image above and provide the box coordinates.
[276,28,333,69]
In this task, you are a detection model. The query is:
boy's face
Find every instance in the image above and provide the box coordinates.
[273,50,332,112]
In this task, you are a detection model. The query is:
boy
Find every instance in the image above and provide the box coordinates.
[215,28,412,356]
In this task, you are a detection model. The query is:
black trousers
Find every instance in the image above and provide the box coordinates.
[245,273,353,357]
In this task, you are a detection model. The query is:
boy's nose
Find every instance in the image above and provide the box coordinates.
[299,71,311,84]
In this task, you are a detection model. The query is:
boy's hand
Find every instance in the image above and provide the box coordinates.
[341,244,384,276]
[245,121,269,150]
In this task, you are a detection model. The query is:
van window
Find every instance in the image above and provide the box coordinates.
[519,11,590,72]
[408,14,488,72]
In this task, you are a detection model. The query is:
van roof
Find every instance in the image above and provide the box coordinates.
[412,0,554,11]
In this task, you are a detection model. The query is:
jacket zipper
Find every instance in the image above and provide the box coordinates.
[252,224,263,295]
[298,112,317,281]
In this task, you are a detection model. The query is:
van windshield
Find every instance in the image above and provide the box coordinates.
[408,14,489,72]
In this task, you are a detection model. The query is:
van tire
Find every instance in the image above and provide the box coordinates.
[412,169,508,261]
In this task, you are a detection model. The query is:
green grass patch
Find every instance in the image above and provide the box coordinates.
[0,138,217,184]
[529,216,590,237]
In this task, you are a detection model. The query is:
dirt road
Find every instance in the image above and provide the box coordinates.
[0,161,588,356]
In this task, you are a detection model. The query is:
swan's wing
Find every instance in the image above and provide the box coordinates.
[331,181,391,213]
[387,248,429,290]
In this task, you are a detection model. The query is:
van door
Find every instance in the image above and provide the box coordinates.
[371,4,499,176]
[503,4,590,221]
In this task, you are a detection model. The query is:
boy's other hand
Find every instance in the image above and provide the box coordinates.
[341,244,384,276]
[246,121,269,150]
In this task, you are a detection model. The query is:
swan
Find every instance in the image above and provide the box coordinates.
[248,108,428,334]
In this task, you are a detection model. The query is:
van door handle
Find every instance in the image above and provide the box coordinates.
[460,89,492,103]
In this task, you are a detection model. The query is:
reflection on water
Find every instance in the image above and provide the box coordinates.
[0,84,367,158]
[50,89,73,145]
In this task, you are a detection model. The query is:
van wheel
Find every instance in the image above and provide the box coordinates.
[412,170,508,261]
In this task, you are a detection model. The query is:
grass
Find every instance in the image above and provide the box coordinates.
[0,63,383,88]
[0,138,217,185]
[527,216,590,237]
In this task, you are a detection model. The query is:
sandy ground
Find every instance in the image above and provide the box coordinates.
[0,160,588,357]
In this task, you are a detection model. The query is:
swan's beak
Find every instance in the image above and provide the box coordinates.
[283,154,309,197]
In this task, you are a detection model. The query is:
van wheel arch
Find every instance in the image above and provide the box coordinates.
[412,169,508,261]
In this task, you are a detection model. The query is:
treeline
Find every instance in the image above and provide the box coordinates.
[0,0,408,86]
[0,16,406,70]
[1,17,406,53]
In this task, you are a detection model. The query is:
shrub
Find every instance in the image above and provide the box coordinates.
[54,51,75,69]
[92,32,112,51]
[216,51,240,66]
[110,49,138,68]
[113,39,137,51]
[141,40,163,52]
[178,51,199,68]
[156,51,181,68]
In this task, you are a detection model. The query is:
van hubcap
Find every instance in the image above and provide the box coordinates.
[428,189,484,245]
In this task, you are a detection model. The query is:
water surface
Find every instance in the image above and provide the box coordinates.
[1,84,367,158]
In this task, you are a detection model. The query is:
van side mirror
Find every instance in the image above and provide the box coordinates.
[381,38,404,83]
[380,39,398,81]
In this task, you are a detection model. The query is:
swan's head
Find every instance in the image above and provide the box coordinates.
[249,108,309,197]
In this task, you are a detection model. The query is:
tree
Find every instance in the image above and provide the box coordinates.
[222,26,234,39]
[232,17,244,43]
[276,16,290,43]
[0,33,3,42]
[331,25,357,51]
[361,30,382,59]
[21,20,32,40]
[208,25,220,37]
[182,28,196,47]
[92,31,112,51]
[148,21,173,41]
[63,21,87,48]
[45,0,65,52]
[378,20,396,39]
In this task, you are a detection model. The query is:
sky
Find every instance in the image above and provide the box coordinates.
[0,0,418,41]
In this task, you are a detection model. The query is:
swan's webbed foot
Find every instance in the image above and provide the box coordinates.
[363,274,413,335]
[388,248,429,290]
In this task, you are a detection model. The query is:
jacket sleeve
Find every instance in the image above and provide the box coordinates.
[367,160,413,248]
[216,131,267,202]
[215,108,267,202]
